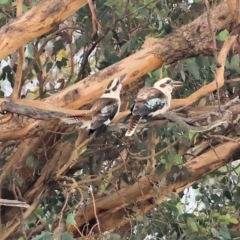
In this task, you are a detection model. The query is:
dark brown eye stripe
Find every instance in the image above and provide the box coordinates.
[107,80,113,89]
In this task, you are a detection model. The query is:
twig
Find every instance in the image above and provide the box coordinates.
[66,41,74,86]
[208,134,240,143]
[0,199,29,208]
[87,0,100,34]
[204,0,221,113]
[226,77,240,83]
[76,34,105,82]
[10,0,25,100]
[58,191,69,230]
[163,112,229,133]
[88,190,101,234]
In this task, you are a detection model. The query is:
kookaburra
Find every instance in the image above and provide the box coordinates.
[61,73,127,136]
[125,77,182,137]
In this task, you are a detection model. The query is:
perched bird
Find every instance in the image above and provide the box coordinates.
[125,77,182,137]
[61,73,127,136]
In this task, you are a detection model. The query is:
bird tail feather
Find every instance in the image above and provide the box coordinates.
[61,114,92,125]
[125,116,142,137]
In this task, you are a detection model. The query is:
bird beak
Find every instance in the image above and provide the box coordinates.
[170,80,183,88]
[118,73,127,83]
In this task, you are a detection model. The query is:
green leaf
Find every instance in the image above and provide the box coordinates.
[31,231,51,240]
[216,30,229,41]
[23,4,28,12]
[188,131,195,141]
[155,164,165,176]
[219,226,231,239]
[187,217,198,233]
[0,0,10,4]
[62,233,74,240]
[165,203,179,216]
[16,175,24,187]
[188,62,200,79]
[219,214,231,224]
[26,155,38,169]
[108,233,121,240]
[211,228,219,238]
[67,213,76,225]
[229,217,239,224]
[174,154,182,163]
[122,172,130,184]
[46,62,53,72]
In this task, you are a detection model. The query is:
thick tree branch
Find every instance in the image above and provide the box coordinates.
[0,0,87,60]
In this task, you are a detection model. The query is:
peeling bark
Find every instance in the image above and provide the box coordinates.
[0,0,87,60]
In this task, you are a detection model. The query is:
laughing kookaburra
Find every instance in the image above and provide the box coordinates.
[61,73,127,137]
[125,77,182,137]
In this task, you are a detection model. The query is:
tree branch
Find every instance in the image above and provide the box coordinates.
[10,0,25,100]
[0,0,88,60]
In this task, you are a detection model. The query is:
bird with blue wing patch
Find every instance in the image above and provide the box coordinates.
[61,73,127,137]
[125,77,182,137]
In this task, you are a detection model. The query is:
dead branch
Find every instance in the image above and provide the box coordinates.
[0,199,29,208]
[1,101,67,120]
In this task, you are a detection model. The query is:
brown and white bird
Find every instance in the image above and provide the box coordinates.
[125,77,182,137]
[61,73,127,136]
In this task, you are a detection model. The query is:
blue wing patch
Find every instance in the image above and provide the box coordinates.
[146,98,163,109]
[101,106,109,114]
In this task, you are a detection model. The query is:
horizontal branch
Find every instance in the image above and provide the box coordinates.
[2,96,240,134]
[1,101,66,120]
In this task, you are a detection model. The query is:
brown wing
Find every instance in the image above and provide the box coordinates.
[91,98,119,129]
[131,87,167,116]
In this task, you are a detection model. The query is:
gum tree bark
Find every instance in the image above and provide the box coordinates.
[0,0,87,60]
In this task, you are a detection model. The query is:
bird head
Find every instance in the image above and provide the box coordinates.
[153,77,182,95]
[102,73,127,98]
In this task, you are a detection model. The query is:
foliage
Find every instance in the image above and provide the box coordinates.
[0,0,240,239]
